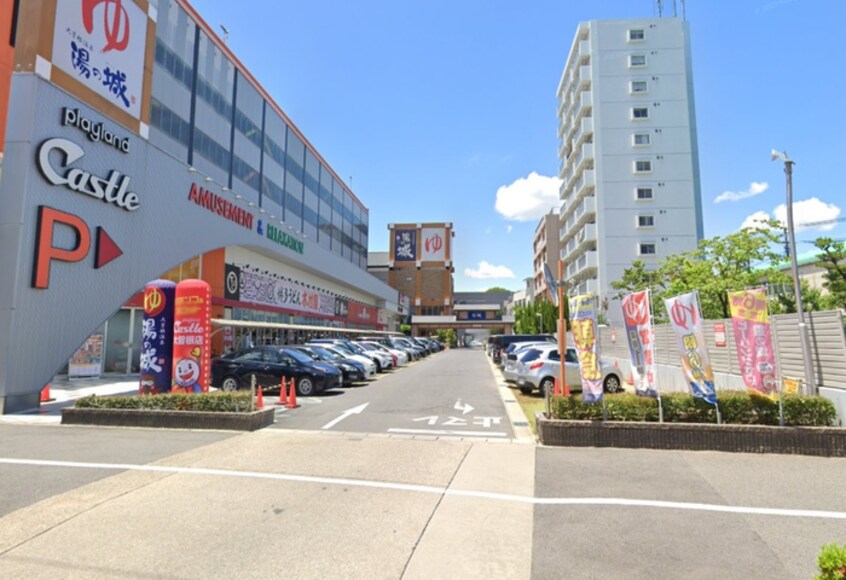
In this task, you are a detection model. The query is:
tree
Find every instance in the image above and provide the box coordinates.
[513,297,567,334]
[611,223,789,320]
[813,237,846,310]
[485,286,511,293]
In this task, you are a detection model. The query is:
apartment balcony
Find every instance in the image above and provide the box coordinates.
[565,250,598,282]
[560,194,595,232]
[561,222,597,262]
[566,277,599,298]
[578,65,591,90]
[578,40,590,60]
[574,90,592,121]
[575,169,595,198]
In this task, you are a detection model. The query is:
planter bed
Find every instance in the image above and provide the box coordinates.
[62,407,275,431]
[536,412,846,457]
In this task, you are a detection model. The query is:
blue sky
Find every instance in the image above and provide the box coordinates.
[192,0,845,291]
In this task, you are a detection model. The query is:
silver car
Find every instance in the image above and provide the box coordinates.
[502,341,557,383]
[516,345,623,395]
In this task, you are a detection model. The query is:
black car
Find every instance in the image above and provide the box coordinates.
[211,346,343,396]
[289,345,366,386]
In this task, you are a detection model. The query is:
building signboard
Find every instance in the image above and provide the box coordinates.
[52,0,149,119]
[393,229,417,261]
[421,227,446,262]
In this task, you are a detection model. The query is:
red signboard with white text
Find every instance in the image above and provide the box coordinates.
[171,279,211,393]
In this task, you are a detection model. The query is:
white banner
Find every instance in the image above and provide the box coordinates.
[421,227,446,261]
[663,292,717,404]
[621,290,657,397]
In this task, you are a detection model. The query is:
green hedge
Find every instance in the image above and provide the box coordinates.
[551,391,836,427]
[74,391,256,413]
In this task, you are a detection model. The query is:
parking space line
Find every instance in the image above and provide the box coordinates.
[387,428,508,438]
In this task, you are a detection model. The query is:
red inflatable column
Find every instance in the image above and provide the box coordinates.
[171,279,212,393]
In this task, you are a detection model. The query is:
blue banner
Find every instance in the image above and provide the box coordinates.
[394,229,417,261]
[139,279,176,394]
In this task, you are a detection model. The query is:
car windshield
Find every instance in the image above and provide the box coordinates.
[310,346,340,361]
[281,348,314,364]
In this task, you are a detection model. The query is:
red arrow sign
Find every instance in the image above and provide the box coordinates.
[95,227,123,269]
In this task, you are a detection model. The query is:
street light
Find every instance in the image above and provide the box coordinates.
[771,149,817,395]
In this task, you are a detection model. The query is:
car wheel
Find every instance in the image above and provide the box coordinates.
[541,377,556,397]
[374,359,382,373]
[519,385,532,395]
[220,376,239,392]
[603,374,622,394]
[297,376,315,396]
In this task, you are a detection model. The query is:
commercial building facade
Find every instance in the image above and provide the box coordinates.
[0,0,400,413]
[556,17,703,323]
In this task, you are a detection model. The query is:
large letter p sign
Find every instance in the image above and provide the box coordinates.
[32,206,91,289]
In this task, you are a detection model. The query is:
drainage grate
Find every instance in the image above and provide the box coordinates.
[513,421,529,427]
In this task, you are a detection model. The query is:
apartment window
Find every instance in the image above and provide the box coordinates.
[632,107,649,120]
[628,29,645,41]
[638,215,655,228]
[633,133,651,146]
[634,160,652,173]
[639,243,657,255]
[636,187,654,200]
[630,80,648,93]
[629,54,647,67]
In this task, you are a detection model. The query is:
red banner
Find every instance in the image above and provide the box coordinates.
[348,301,378,325]
[171,279,211,393]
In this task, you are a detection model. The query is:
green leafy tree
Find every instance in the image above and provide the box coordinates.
[514,297,567,333]
[485,286,511,293]
[814,237,846,310]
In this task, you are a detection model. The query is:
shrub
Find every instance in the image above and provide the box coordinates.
[817,543,846,580]
[551,390,835,427]
[74,391,256,413]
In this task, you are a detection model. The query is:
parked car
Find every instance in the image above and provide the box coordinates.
[515,345,622,395]
[388,337,424,360]
[288,345,367,386]
[211,346,343,396]
[347,341,393,371]
[491,334,556,364]
[306,343,377,377]
[309,338,391,372]
[359,341,408,367]
[502,341,555,383]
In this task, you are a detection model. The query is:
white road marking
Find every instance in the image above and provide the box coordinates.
[321,402,369,430]
[388,428,508,438]
[1,457,845,520]
[454,399,474,415]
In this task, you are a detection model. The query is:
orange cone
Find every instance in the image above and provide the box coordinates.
[277,376,288,405]
[256,385,264,409]
[40,384,52,402]
[553,377,561,396]
[286,377,299,409]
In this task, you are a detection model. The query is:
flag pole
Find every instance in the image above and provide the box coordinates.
[558,260,569,398]
[648,288,664,423]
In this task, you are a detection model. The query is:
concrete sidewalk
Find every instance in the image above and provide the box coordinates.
[0,376,139,424]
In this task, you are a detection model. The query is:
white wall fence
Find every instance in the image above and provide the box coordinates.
[598,310,846,425]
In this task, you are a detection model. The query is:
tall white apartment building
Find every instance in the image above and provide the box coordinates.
[556,18,704,323]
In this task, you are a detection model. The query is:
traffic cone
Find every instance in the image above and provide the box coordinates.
[256,385,264,409]
[40,384,53,402]
[553,377,561,396]
[286,377,299,409]
[277,376,288,405]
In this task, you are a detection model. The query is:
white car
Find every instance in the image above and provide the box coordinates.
[360,341,408,366]
[308,344,377,377]
[350,342,394,371]
[515,344,622,396]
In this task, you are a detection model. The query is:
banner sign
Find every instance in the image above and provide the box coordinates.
[783,376,800,395]
[664,292,717,404]
[728,288,778,397]
[393,229,417,261]
[421,227,446,262]
[52,0,149,119]
[172,279,211,393]
[621,290,657,397]
[68,334,103,378]
[235,268,336,317]
[348,301,378,325]
[139,279,176,394]
[569,294,603,403]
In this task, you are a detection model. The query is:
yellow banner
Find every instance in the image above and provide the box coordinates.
[783,377,800,395]
[728,288,768,323]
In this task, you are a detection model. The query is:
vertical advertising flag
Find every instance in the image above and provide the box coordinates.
[140,279,176,394]
[171,279,211,394]
[569,294,603,403]
[663,292,717,404]
[728,288,778,397]
[621,290,658,397]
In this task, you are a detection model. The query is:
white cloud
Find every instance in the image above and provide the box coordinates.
[494,172,562,221]
[506,225,513,234]
[774,198,842,231]
[740,198,842,231]
[715,181,769,203]
[740,211,772,230]
[463,261,516,280]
